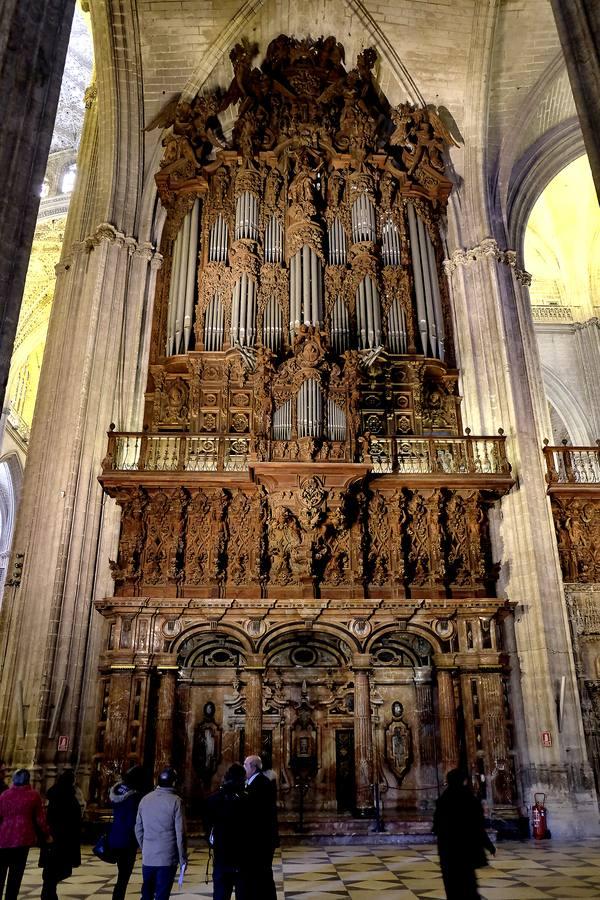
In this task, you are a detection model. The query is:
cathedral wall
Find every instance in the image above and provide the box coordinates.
[0,0,598,840]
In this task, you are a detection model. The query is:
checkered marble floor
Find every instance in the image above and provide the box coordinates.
[16,839,600,898]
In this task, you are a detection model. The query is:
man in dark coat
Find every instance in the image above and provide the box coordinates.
[204,764,251,900]
[108,765,147,900]
[41,770,82,900]
[433,768,496,900]
[243,756,279,900]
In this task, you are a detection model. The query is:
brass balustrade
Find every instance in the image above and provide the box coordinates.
[543,439,600,486]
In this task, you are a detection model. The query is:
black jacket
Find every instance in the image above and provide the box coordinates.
[245,772,279,856]
[204,784,250,869]
[433,784,495,868]
[109,782,142,849]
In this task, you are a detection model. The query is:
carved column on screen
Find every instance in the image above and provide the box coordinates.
[102,672,133,772]
[437,668,459,775]
[244,655,265,756]
[414,667,437,805]
[352,655,375,815]
[480,672,512,804]
[154,668,177,775]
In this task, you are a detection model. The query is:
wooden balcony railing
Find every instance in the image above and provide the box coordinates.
[543,439,600,486]
[100,426,511,480]
[365,430,511,476]
[101,429,251,473]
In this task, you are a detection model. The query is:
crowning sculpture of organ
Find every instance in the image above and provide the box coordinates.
[96,36,518,823]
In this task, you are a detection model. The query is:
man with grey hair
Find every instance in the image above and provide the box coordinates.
[135,768,187,900]
[243,756,279,900]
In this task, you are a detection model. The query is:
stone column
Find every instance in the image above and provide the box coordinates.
[154,668,177,777]
[550,0,600,201]
[352,654,374,815]
[573,320,600,439]
[437,668,459,776]
[244,654,265,757]
[445,237,598,836]
[0,0,76,408]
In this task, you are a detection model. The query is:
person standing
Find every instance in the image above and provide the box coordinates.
[0,769,49,900]
[135,768,187,900]
[204,764,251,900]
[243,756,279,900]
[433,768,496,900]
[40,771,82,900]
[108,766,147,900]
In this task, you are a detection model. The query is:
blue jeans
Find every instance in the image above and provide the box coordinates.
[141,864,177,900]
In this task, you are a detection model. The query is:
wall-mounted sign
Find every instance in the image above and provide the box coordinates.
[541,731,552,748]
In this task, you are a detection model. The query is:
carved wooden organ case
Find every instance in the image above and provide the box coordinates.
[96,36,518,814]
[98,35,516,604]
[150,37,460,449]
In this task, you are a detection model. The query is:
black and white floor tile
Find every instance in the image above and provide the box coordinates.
[16,840,600,898]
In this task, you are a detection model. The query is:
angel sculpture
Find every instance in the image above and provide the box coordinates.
[390,104,458,176]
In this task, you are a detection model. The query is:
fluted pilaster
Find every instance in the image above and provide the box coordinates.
[244,654,265,757]
[352,655,374,815]
[154,669,177,777]
[437,668,459,775]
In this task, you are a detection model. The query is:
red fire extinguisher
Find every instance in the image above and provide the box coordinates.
[532,793,548,839]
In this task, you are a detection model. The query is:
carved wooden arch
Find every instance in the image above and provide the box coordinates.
[257,620,361,656]
[171,622,254,660]
[366,622,443,656]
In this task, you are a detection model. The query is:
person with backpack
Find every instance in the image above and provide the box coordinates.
[203,764,251,900]
[108,766,147,900]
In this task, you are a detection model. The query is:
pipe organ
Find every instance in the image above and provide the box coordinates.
[99,37,518,824]
[151,35,463,450]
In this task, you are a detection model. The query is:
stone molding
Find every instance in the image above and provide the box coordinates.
[572,317,600,332]
[55,224,162,274]
[444,237,532,285]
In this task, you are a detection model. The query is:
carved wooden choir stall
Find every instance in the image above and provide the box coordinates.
[95,35,516,823]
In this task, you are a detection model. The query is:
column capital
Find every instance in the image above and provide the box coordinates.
[443,238,531,285]
[244,653,266,670]
[351,653,372,670]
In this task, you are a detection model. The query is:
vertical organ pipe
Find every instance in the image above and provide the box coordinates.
[167,227,184,354]
[183,198,200,351]
[302,245,311,323]
[173,226,186,352]
[416,216,437,358]
[407,203,428,355]
[424,226,445,360]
